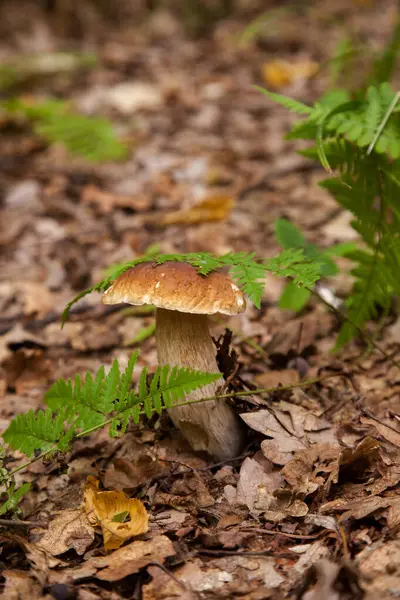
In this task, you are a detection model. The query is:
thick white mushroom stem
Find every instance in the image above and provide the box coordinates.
[156,308,244,460]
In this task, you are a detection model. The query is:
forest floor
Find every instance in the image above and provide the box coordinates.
[1,1,400,598]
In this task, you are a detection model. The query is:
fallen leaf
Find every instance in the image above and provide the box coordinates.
[68,535,175,582]
[281,443,339,496]
[160,194,234,226]
[84,476,149,550]
[81,184,151,214]
[241,402,337,465]
[34,509,95,556]
[298,559,364,600]
[1,570,42,600]
[360,416,400,448]
[262,59,319,90]
[254,369,299,388]
[2,348,51,394]
[105,82,162,114]
[14,281,54,318]
[357,539,400,598]
[321,494,400,528]
[292,541,331,575]
[234,457,283,513]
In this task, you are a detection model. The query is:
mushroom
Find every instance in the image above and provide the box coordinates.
[102,261,246,460]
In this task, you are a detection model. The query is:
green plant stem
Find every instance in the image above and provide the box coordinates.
[8,372,342,478]
[367,90,400,155]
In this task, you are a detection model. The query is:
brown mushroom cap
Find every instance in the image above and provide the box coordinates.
[102,261,246,315]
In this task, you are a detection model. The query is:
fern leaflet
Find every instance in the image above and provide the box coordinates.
[62,250,322,323]
[2,354,221,457]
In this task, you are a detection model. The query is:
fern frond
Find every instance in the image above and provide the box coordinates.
[265,248,322,287]
[2,353,222,458]
[0,483,31,516]
[253,86,313,115]
[112,365,222,432]
[2,408,73,457]
[63,250,322,322]
[2,98,128,162]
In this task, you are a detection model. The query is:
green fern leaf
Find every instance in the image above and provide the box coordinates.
[3,98,128,162]
[253,86,313,115]
[63,251,323,320]
[0,483,31,516]
[2,408,71,457]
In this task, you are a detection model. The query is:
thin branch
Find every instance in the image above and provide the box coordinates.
[146,562,191,593]
[0,518,47,528]
[198,548,295,558]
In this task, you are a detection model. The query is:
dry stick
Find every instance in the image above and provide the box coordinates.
[240,527,324,541]
[8,372,343,478]
[0,518,47,528]
[198,548,295,559]
[146,562,191,594]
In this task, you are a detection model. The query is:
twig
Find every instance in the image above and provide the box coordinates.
[240,527,324,540]
[0,518,47,528]
[146,562,191,593]
[198,548,295,558]
[338,523,350,559]
[361,408,400,436]
[160,451,253,473]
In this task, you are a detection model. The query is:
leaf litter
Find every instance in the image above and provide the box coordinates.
[1,1,400,598]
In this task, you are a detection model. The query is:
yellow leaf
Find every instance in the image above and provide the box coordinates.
[160,194,234,226]
[262,59,319,90]
[84,476,149,551]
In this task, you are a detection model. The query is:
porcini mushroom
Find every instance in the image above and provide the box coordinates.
[102,261,245,460]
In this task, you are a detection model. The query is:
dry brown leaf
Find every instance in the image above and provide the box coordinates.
[262,59,319,90]
[298,559,364,600]
[1,571,43,600]
[282,443,339,496]
[360,416,400,448]
[320,494,400,528]
[1,281,54,318]
[254,369,299,388]
[34,509,95,556]
[68,535,176,582]
[3,534,64,581]
[292,541,331,576]
[357,539,400,599]
[81,184,150,214]
[241,402,337,465]
[230,457,283,513]
[160,194,234,226]
[84,476,149,551]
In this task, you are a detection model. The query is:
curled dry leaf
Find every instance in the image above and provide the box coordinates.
[84,476,149,551]
[262,59,319,90]
[281,443,340,496]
